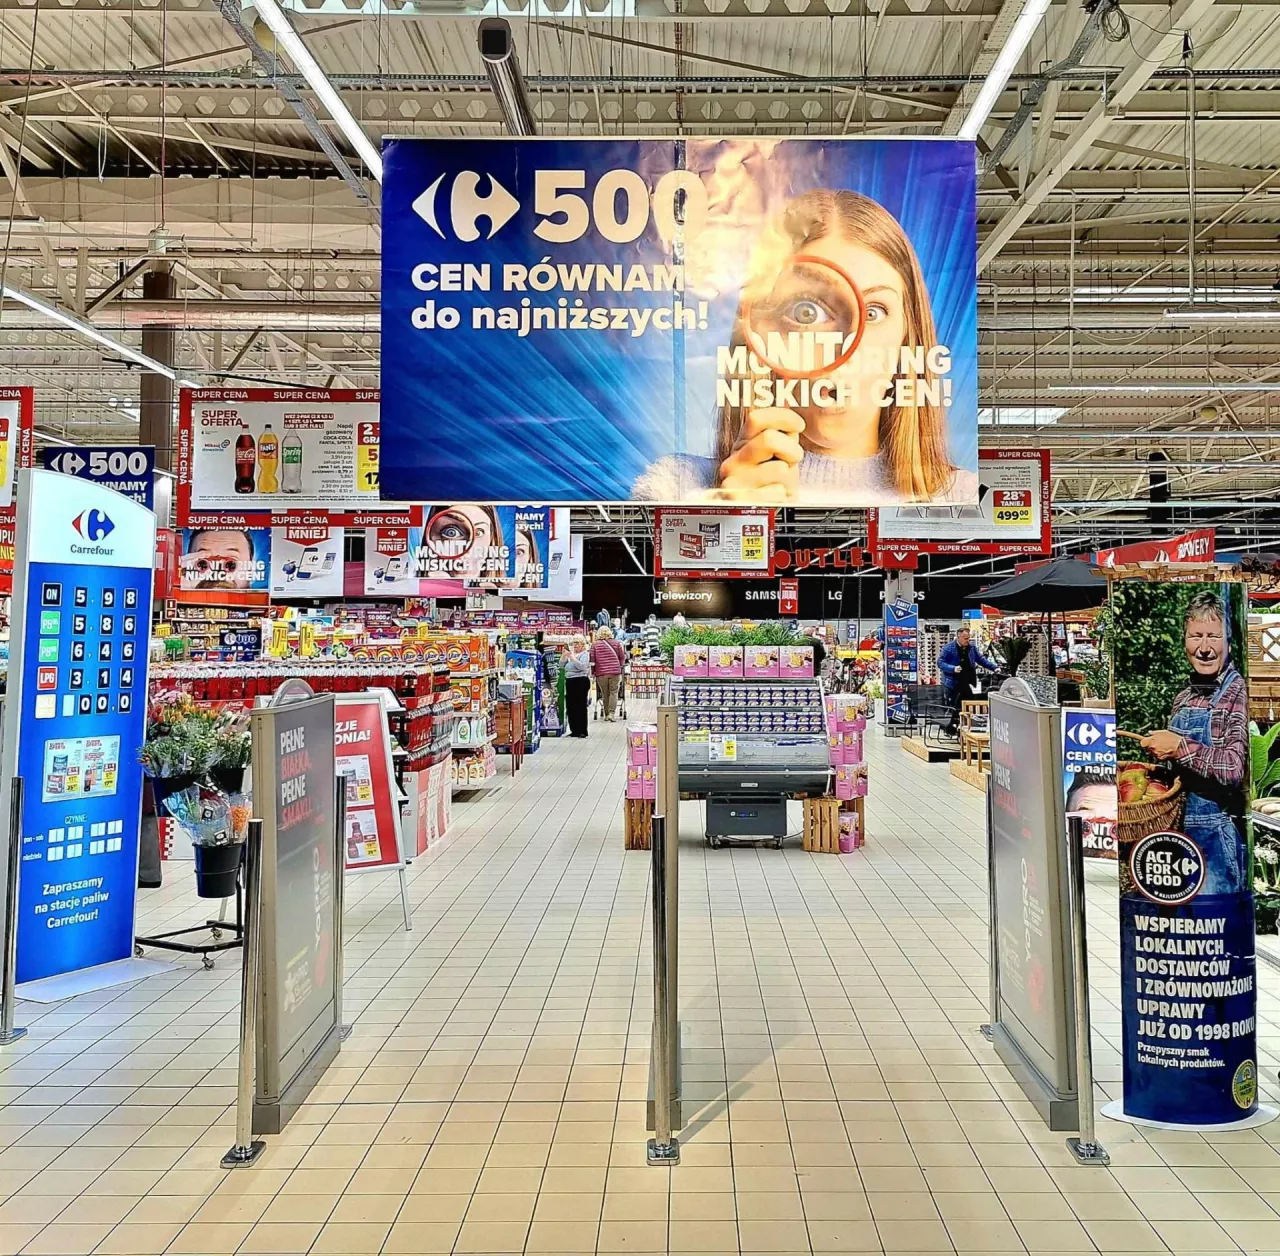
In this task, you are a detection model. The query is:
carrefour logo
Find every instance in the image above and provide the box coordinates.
[72,510,114,541]
[413,171,519,242]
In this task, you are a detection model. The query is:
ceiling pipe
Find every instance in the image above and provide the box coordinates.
[477,18,536,136]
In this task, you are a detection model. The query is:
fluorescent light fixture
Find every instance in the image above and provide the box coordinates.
[250,0,383,183]
[1165,308,1280,323]
[178,378,200,389]
[3,282,178,379]
[1048,382,1280,394]
[957,0,1053,141]
[979,405,1064,426]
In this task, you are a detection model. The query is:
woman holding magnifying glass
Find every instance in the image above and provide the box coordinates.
[422,505,506,582]
[635,189,976,505]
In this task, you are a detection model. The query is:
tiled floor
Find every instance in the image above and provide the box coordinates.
[4,706,1280,1255]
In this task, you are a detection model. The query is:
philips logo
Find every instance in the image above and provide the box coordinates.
[72,510,114,541]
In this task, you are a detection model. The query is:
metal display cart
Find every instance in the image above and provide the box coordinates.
[672,676,830,848]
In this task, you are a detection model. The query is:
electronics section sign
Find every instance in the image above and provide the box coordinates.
[42,446,155,510]
[654,507,774,579]
[1110,579,1260,1127]
[335,693,405,873]
[1,470,155,986]
[178,388,412,527]
[870,449,1051,557]
[380,137,979,508]
[1063,708,1117,860]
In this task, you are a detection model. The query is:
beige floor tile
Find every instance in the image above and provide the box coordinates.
[596,1219,670,1250]
[934,1193,1008,1223]
[463,1192,537,1223]
[525,1220,601,1251]
[237,1220,326,1252]
[259,1195,337,1225]
[309,1220,394,1253]
[872,1218,955,1252]
[736,1219,813,1251]
[1147,1219,1240,1253]
[670,1192,738,1222]
[1220,1217,1280,1250]
[163,1221,256,1253]
[799,1191,872,1221]
[381,1220,460,1252]
[869,1192,942,1221]
[327,1194,404,1224]
[668,1219,744,1250]
[19,1222,116,1255]
[1012,1218,1097,1251]
[92,1220,186,1254]
[1080,1218,1168,1251]
[452,1219,531,1252]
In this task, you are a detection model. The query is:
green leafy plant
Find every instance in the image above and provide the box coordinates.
[992,635,1033,675]
[658,621,803,663]
[1252,721,1280,798]
[1076,655,1112,701]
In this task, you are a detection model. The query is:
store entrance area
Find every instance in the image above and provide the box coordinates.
[5,711,1280,1256]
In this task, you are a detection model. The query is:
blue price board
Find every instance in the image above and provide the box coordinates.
[42,446,155,510]
[0,470,155,986]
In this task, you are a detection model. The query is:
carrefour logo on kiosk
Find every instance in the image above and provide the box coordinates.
[72,510,115,542]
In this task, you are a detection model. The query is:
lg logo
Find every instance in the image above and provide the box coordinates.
[413,171,519,242]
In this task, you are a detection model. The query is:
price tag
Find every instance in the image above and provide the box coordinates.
[994,506,1033,526]
[267,621,290,657]
[299,622,318,658]
[992,488,1033,527]
[356,421,380,494]
[710,734,738,763]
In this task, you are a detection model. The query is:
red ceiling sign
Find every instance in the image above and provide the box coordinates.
[1095,529,1216,568]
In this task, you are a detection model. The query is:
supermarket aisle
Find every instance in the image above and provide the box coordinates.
[3,717,1280,1254]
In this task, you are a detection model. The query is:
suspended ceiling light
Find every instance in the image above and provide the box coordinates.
[1164,308,1280,322]
[957,0,1054,141]
[2,282,178,379]
[250,0,383,183]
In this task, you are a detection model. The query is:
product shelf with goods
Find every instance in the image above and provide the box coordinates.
[667,643,829,848]
[501,648,543,751]
[629,658,670,699]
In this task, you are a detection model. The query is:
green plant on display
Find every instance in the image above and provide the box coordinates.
[1076,655,1111,701]
[658,620,799,663]
[138,692,248,781]
[992,635,1033,675]
[1251,720,1280,799]
[1254,828,1280,933]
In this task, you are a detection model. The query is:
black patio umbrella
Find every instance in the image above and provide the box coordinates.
[969,557,1107,614]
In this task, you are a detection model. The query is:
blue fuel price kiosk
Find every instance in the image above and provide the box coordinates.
[0,469,156,986]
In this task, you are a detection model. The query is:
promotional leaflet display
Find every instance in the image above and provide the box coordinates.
[270,525,345,598]
[0,389,36,594]
[870,449,1051,557]
[250,692,341,1134]
[0,470,155,989]
[381,137,978,508]
[1063,708,1118,860]
[1108,580,1269,1128]
[178,388,409,526]
[335,693,405,873]
[883,598,918,723]
[42,446,155,510]
[654,507,774,579]
[1097,529,1216,568]
[178,527,271,606]
[988,683,1079,1127]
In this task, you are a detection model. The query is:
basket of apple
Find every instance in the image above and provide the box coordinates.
[1116,760,1183,846]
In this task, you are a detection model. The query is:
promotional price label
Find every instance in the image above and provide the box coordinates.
[42,446,155,510]
[356,421,380,495]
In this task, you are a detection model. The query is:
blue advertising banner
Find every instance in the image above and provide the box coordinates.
[178,527,270,598]
[381,138,978,507]
[42,446,155,510]
[883,598,918,724]
[0,470,155,986]
[1063,708,1118,860]
[1110,580,1266,1128]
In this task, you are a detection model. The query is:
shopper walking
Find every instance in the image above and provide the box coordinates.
[591,626,626,721]
[563,636,592,738]
[643,614,662,657]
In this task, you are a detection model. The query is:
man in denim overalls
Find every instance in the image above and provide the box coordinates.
[1140,590,1248,896]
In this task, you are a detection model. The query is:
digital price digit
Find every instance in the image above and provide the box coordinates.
[356,422,379,493]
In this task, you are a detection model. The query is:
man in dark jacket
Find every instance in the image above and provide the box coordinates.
[939,627,998,733]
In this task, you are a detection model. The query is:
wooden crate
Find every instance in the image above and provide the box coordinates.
[803,797,841,853]
[624,797,654,850]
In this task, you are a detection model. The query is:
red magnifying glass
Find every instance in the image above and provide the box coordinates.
[740,253,868,381]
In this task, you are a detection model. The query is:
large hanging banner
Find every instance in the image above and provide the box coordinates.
[0,388,36,594]
[1063,708,1117,860]
[270,524,345,598]
[177,527,271,607]
[654,507,774,578]
[1109,580,1266,1128]
[381,138,978,507]
[869,448,1051,558]
[1096,529,1216,569]
[177,388,413,527]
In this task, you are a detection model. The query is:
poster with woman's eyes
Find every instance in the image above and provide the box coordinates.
[1109,580,1260,1129]
[380,138,977,507]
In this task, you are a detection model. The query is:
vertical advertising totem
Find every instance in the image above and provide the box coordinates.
[1110,580,1271,1127]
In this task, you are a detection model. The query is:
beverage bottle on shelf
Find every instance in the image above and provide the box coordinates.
[234,426,256,494]
[257,424,280,493]
[281,430,304,493]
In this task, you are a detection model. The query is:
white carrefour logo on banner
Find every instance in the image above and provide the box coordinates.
[413,172,520,242]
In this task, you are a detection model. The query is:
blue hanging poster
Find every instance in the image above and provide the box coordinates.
[0,470,156,986]
[1110,580,1264,1127]
[883,597,918,724]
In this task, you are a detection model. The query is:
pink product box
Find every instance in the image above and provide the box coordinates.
[841,731,864,764]
[674,644,709,678]
[840,714,868,734]
[835,764,869,799]
[827,732,841,762]
[744,645,779,679]
[641,766,657,799]
[708,645,743,679]
[628,726,648,753]
[834,769,855,801]
[779,645,814,678]
[626,765,645,799]
[646,729,659,758]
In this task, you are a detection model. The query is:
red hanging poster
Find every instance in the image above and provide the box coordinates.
[335,691,406,873]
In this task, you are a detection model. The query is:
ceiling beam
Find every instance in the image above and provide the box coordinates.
[977,0,1218,271]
